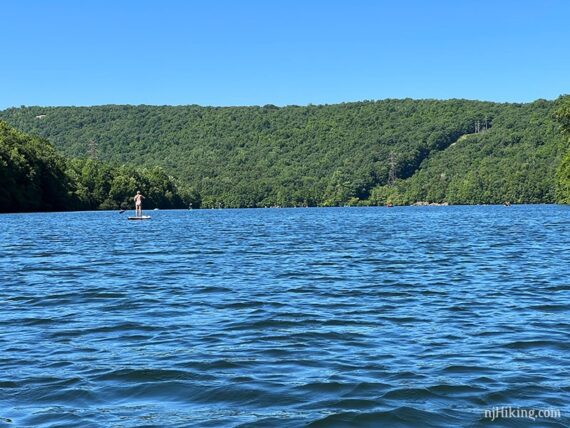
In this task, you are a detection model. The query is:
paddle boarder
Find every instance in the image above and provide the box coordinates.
[134,191,145,217]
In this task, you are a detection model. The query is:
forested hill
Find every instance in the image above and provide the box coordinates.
[0,122,191,213]
[1,98,568,208]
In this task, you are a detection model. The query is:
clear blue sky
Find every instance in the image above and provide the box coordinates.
[1,0,569,109]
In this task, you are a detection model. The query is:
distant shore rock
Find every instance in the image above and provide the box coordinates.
[411,201,449,206]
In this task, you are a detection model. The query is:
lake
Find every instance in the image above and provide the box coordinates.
[1,206,569,427]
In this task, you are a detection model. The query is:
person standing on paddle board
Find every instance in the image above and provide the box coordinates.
[134,191,145,217]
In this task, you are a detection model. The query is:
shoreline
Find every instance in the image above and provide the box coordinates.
[0,202,565,215]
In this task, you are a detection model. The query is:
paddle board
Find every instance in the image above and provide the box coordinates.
[128,216,151,220]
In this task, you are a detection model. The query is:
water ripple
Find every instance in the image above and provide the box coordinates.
[1,206,569,426]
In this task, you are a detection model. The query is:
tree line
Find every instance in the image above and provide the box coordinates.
[1,97,569,211]
[0,121,195,213]
[554,95,570,203]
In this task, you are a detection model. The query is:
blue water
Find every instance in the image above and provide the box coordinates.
[1,206,569,427]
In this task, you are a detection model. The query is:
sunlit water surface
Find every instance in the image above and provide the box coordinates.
[1,206,569,427]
